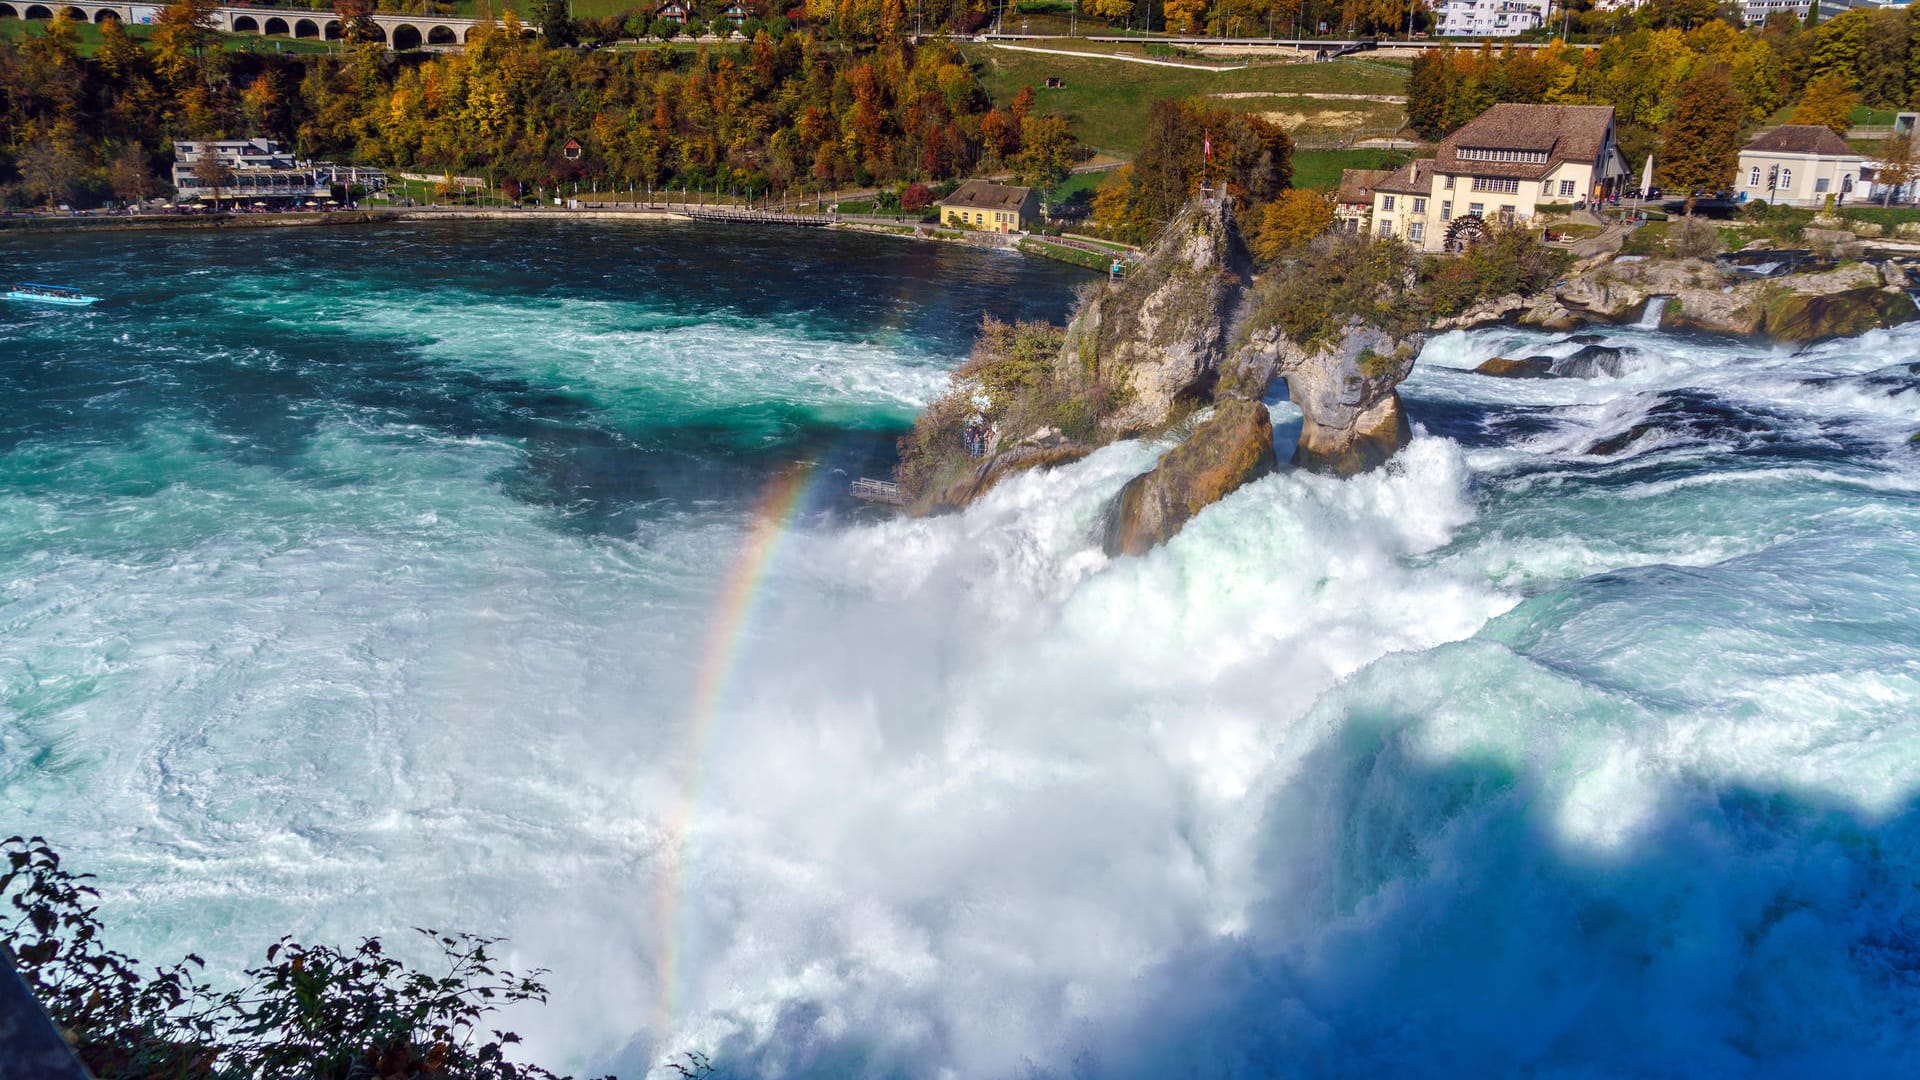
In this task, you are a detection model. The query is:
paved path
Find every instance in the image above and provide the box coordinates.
[982,41,1250,71]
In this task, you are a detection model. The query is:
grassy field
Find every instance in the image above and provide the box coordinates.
[964,45,1408,157]
[0,19,336,55]
[1291,147,1411,190]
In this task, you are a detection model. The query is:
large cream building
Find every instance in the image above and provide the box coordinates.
[1736,126,1869,208]
[1371,103,1629,252]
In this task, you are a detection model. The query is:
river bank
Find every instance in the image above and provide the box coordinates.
[1,204,1121,274]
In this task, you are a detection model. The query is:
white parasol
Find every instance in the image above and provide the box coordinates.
[1641,155,1654,196]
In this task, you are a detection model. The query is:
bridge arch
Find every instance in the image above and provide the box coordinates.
[93,7,118,21]
[427,23,455,44]
[23,4,51,17]
[58,4,81,17]
[231,13,258,31]
[390,22,421,49]
[324,18,340,38]
[263,14,287,33]
[293,16,318,36]
[0,4,21,16]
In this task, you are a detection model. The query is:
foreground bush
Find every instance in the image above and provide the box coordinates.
[2,836,582,1080]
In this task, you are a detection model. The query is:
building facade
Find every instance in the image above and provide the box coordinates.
[937,180,1039,233]
[172,139,384,205]
[1370,103,1628,253]
[1433,0,1551,37]
[1335,168,1391,233]
[1737,125,1869,207]
[1740,0,1908,25]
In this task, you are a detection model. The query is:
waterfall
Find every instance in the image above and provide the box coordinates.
[1638,295,1669,329]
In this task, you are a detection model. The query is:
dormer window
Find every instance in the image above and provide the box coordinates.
[1457,148,1549,164]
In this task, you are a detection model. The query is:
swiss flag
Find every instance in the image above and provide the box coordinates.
[1204,132,1212,162]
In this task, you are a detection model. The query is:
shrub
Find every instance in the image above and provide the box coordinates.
[2,836,570,1080]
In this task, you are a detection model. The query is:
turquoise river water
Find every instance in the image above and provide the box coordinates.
[3,221,1919,1077]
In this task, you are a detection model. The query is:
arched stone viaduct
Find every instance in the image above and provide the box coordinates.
[0,2,520,50]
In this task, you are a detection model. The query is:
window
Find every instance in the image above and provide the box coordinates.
[1382,195,1396,211]
[1815,177,1830,193]
[1412,198,1426,213]
[1409,222,1425,243]
[1500,204,1516,220]
[1441,200,1452,221]
[1559,180,1576,197]
[1443,175,1455,189]
[1468,202,1484,216]
[1781,168,1792,188]
[1749,166,1761,187]
[1471,177,1521,194]
[1379,220,1394,238]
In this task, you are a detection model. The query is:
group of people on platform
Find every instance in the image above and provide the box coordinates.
[963,421,991,457]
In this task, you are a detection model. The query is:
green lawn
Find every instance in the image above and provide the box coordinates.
[965,46,1408,157]
[1291,147,1412,190]
[0,19,336,55]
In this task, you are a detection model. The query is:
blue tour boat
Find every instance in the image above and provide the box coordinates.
[6,283,101,307]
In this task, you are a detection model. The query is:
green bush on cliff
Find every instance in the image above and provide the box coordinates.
[1417,225,1571,320]
[897,317,1102,499]
[1247,231,1424,349]
[2,835,579,1080]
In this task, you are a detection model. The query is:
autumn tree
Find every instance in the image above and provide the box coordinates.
[1163,0,1207,32]
[1790,71,1857,136]
[334,0,381,44]
[17,132,85,208]
[1251,189,1333,262]
[1013,114,1075,188]
[1660,65,1746,205]
[110,150,158,206]
[151,0,216,85]
[1080,0,1134,21]
[192,144,235,208]
[1876,131,1917,206]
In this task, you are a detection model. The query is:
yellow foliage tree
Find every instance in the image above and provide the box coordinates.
[1790,72,1856,137]
[1162,0,1207,32]
[1251,189,1333,262]
[1080,0,1134,20]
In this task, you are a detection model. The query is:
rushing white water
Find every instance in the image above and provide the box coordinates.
[6,227,1920,1077]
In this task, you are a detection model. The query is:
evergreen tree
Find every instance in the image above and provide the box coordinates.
[1804,0,1819,31]
[535,0,577,46]
[1660,65,1746,205]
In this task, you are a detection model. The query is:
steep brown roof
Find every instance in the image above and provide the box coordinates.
[1745,125,1859,157]
[1437,104,1617,181]
[1375,159,1436,196]
[939,180,1034,213]
[1337,168,1392,206]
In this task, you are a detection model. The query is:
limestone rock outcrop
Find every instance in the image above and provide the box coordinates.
[1058,200,1253,434]
[1233,321,1423,476]
[1102,400,1276,556]
[1551,256,1917,343]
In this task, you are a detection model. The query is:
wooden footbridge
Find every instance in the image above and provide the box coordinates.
[683,208,831,228]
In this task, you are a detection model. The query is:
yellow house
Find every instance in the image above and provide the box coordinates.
[938,180,1040,233]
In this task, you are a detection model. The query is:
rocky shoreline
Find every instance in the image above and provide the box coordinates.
[894,204,1920,556]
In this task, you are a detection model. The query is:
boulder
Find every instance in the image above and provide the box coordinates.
[1102,400,1276,556]
[1759,286,1918,343]
[1476,344,1628,379]
[1475,355,1557,378]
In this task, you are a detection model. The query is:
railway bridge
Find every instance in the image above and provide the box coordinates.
[0,2,513,49]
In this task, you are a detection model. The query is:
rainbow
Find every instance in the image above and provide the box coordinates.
[654,461,821,1030]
